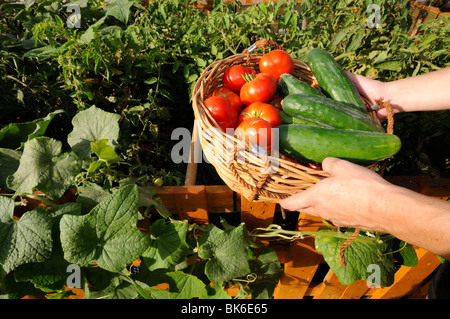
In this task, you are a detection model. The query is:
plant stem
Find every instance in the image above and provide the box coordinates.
[334,51,355,61]
[250,224,385,244]
[24,194,58,208]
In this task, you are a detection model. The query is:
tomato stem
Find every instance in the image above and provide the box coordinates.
[242,73,255,83]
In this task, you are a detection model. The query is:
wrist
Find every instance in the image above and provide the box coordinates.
[365,181,403,234]
[380,81,406,115]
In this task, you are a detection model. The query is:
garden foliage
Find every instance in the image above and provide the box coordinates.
[0,0,449,298]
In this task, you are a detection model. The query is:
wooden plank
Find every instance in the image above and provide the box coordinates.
[150,185,238,214]
[273,213,325,299]
[205,185,238,213]
[150,186,178,212]
[273,237,323,299]
[419,178,450,200]
[385,175,430,193]
[173,186,210,225]
[369,248,441,299]
[240,195,276,231]
[338,280,371,299]
[312,269,347,299]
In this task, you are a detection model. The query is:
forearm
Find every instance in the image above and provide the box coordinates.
[377,184,450,260]
[383,67,450,114]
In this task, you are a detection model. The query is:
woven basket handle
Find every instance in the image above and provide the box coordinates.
[242,39,284,61]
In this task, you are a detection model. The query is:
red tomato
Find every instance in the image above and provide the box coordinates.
[203,95,238,132]
[238,102,281,128]
[269,95,282,110]
[235,117,273,152]
[211,87,243,114]
[240,73,277,106]
[259,50,294,81]
[223,65,256,93]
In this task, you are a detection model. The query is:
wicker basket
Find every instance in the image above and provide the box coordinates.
[191,39,392,203]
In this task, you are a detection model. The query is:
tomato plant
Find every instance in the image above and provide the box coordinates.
[240,73,277,106]
[259,49,294,80]
[203,95,238,132]
[238,102,281,128]
[211,87,243,114]
[235,117,273,152]
[222,65,256,93]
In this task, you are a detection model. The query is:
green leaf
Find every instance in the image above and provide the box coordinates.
[14,203,83,292]
[249,247,283,299]
[0,148,21,190]
[90,139,122,166]
[67,105,120,160]
[148,271,210,299]
[119,179,171,218]
[142,219,189,271]
[104,0,134,24]
[87,139,122,174]
[76,182,111,213]
[315,229,395,286]
[393,240,418,267]
[138,188,171,218]
[87,160,105,174]
[80,26,96,44]
[23,46,59,60]
[375,60,403,72]
[6,137,81,200]
[0,196,53,277]
[418,34,438,51]
[0,110,63,150]
[346,31,365,53]
[330,25,356,49]
[60,184,151,272]
[83,267,135,299]
[198,223,251,285]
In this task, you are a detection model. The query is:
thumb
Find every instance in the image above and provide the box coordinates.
[321,157,348,176]
[279,190,313,212]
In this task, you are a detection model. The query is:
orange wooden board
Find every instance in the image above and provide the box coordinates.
[240,195,276,231]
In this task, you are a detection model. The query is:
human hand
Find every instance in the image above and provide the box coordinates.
[279,157,393,232]
[345,72,393,121]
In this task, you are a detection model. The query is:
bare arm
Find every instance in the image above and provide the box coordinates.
[347,67,450,119]
[279,157,450,260]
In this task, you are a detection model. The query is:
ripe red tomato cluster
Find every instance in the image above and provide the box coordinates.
[203,49,294,153]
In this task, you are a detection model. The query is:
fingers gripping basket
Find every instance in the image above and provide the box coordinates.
[191,39,393,204]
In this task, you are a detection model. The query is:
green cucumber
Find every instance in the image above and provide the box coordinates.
[278,124,401,164]
[282,93,384,132]
[279,109,331,127]
[277,73,324,98]
[306,48,367,113]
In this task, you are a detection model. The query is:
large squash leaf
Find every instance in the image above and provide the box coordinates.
[142,219,189,271]
[6,136,80,200]
[67,105,120,160]
[0,110,63,150]
[198,223,251,285]
[0,196,53,277]
[60,184,151,272]
[315,228,396,287]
